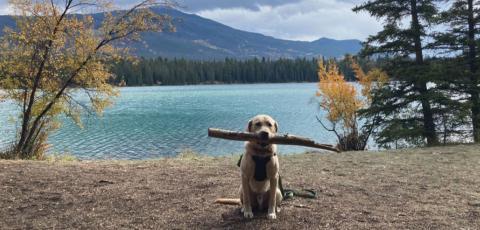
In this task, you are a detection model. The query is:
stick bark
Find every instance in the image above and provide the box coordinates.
[208,128,340,153]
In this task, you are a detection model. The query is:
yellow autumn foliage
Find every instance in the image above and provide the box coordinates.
[316,59,362,130]
[349,58,389,103]
[0,0,173,158]
[316,58,388,132]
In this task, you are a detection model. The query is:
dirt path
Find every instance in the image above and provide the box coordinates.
[1,145,480,229]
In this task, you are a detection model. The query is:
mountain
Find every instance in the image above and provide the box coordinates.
[0,15,15,31]
[0,8,362,59]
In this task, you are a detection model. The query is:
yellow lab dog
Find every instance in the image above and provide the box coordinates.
[239,114,282,219]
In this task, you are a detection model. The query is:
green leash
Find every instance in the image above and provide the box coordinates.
[237,154,316,200]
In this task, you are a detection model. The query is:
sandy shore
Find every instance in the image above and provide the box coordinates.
[1,145,479,229]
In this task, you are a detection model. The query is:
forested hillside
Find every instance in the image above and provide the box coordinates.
[110,57,378,86]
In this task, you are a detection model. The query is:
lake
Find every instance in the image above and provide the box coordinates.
[0,83,346,159]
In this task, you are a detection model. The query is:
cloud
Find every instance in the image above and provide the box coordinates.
[176,0,297,11]
[110,0,298,11]
[0,0,382,41]
[196,0,382,41]
[0,0,12,15]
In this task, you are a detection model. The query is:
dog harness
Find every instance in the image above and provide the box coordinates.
[252,155,271,181]
[236,154,317,200]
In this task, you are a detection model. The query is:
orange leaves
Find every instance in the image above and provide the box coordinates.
[349,57,388,103]
[316,57,389,150]
[0,0,171,131]
[316,58,389,132]
[316,59,362,129]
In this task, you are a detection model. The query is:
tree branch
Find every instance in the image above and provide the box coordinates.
[207,128,340,153]
[315,115,341,140]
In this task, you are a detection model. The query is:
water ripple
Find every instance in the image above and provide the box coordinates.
[1,83,341,159]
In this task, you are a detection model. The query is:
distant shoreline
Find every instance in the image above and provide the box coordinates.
[114,81,319,88]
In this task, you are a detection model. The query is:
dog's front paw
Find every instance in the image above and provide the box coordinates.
[244,210,254,219]
[267,212,277,220]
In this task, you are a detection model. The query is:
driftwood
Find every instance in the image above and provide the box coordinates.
[214,198,241,205]
[208,128,340,153]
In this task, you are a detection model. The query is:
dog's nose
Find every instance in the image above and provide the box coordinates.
[259,131,269,140]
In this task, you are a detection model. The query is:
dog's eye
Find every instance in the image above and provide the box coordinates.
[266,122,272,127]
[255,122,262,127]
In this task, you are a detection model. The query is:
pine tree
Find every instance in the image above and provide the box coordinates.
[353,0,441,146]
[433,0,480,142]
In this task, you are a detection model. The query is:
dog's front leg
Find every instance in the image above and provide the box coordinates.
[267,174,278,220]
[241,175,254,218]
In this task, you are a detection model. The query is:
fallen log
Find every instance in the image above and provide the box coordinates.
[208,128,340,153]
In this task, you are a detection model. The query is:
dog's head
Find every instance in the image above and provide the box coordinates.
[247,115,278,145]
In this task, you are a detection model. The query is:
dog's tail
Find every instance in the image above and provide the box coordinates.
[214,198,241,205]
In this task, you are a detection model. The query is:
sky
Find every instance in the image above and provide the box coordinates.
[0,0,383,41]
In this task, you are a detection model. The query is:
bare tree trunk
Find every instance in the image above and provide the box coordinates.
[208,128,340,153]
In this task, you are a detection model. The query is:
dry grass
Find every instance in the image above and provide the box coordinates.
[0,144,479,229]
[44,152,79,162]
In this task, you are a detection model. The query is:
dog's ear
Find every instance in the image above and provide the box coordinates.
[274,121,278,133]
[247,120,253,132]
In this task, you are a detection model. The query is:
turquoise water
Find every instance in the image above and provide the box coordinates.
[0,83,344,159]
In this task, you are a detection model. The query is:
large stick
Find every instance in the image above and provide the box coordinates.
[208,128,340,153]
